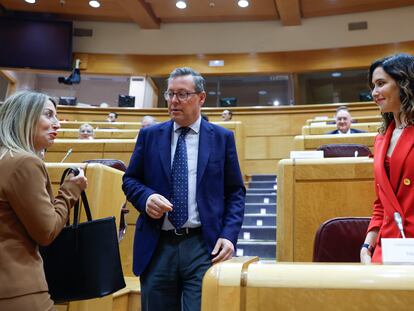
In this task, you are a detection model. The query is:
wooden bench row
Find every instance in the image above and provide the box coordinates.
[302,122,381,135]
[202,257,414,311]
[306,115,381,126]
[57,129,139,139]
[47,121,244,171]
[294,132,376,152]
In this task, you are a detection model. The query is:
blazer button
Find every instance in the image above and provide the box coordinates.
[404,178,411,186]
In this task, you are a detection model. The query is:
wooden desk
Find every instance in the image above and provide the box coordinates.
[294,133,377,152]
[201,256,259,311]
[245,263,414,311]
[306,115,381,126]
[277,158,375,262]
[57,129,139,139]
[302,122,380,135]
[60,121,141,130]
[45,139,136,165]
[46,163,125,311]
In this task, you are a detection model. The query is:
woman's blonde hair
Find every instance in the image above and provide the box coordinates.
[0,90,49,156]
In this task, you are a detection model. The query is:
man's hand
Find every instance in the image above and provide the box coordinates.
[145,194,173,219]
[211,238,234,264]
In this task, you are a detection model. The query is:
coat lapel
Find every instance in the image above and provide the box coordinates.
[197,119,212,186]
[390,126,414,193]
[375,121,404,216]
[158,121,173,183]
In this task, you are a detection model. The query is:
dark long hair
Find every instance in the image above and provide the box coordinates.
[368,53,414,134]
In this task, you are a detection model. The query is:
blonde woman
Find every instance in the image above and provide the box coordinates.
[0,91,87,310]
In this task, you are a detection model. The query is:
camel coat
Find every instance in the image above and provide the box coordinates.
[0,151,80,299]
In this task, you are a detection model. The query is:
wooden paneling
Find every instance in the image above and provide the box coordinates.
[3,0,414,27]
[201,256,259,311]
[73,41,414,76]
[274,0,301,25]
[202,261,414,311]
[115,0,160,29]
[302,0,414,18]
[245,263,414,311]
[276,158,375,262]
[58,129,139,139]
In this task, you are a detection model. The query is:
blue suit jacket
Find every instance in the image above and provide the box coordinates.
[327,128,366,134]
[122,119,246,276]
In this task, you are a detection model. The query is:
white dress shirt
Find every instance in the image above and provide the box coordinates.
[162,116,201,230]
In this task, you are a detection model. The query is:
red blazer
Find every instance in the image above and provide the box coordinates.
[368,121,414,262]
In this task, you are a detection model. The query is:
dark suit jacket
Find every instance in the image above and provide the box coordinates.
[122,119,246,276]
[327,128,366,134]
[368,122,414,262]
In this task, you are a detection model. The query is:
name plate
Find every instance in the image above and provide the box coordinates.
[382,238,414,264]
[290,150,324,159]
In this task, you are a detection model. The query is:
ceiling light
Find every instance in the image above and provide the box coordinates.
[25,0,36,3]
[258,90,267,95]
[238,0,249,8]
[331,72,342,77]
[89,1,100,8]
[176,1,187,9]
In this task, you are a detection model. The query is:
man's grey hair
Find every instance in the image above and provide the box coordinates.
[167,67,205,92]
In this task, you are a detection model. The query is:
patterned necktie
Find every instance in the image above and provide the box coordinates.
[169,127,191,229]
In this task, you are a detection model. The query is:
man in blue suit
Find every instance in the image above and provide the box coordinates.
[122,67,245,311]
[327,106,366,134]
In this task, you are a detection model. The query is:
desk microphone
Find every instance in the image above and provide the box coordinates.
[394,212,406,239]
[61,148,73,163]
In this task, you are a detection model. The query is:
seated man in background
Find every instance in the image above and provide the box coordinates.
[221,109,233,121]
[327,106,366,134]
[141,115,157,128]
[106,111,118,122]
[78,123,95,140]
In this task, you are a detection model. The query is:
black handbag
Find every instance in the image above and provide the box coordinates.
[40,167,126,302]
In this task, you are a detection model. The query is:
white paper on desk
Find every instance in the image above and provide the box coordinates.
[290,150,324,159]
[382,238,414,264]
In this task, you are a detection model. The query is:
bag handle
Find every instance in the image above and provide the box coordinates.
[60,166,92,228]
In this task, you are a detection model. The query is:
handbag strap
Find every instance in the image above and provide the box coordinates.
[59,166,93,227]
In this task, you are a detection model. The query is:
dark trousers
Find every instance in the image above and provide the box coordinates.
[140,231,211,311]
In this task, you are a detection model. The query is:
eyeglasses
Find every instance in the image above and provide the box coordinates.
[164,90,199,101]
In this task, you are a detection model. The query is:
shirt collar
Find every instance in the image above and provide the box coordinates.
[173,115,202,134]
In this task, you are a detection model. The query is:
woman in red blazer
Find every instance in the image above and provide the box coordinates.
[361,53,414,263]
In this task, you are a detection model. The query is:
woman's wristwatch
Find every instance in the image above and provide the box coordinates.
[361,243,374,253]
